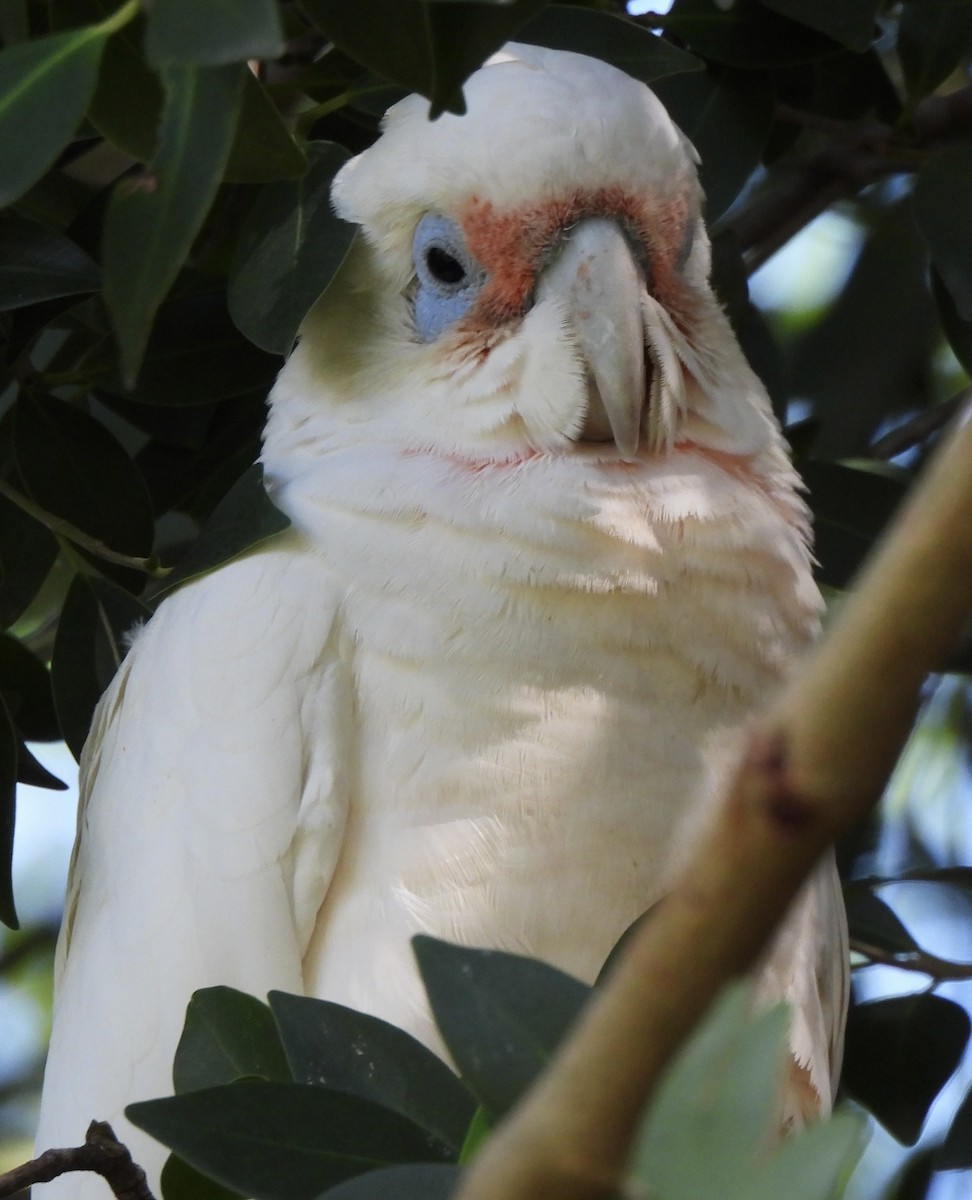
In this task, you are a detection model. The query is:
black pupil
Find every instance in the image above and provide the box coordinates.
[426,246,466,285]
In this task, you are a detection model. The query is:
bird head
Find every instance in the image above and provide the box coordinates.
[265,44,785,475]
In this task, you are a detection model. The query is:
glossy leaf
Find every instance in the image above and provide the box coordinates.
[937,1081,972,1169]
[413,935,590,1121]
[633,986,790,1197]
[126,1081,453,1200]
[145,0,284,67]
[0,695,17,928]
[318,1164,462,1200]
[932,268,972,376]
[298,0,548,117]
[845,889,920,958]
[228,141,355,355]
[17,741,68,790]
[99,290,280,407]
[799,461,906,589]
[898,0,972,100]
[13,393,154,556]
[225,72,309,184]
[914,145,972,322]
[161,1154,244,1200]
[841,994,970,1144]
[664,0,839,68]
[154,465,290,601]
[268,991,473,1154]
[0,216,99,311]
[758,0,879,51]
[51,573,150,758]
[174,988,292,1095]
[0,12,124,208]
[0,487,59,629]
[0,633,60,741]
[518,5,703,84]
[103,62,245,386]
[653,67,774,221]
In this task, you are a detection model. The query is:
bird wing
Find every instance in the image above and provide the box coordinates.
[35,531,349,1192]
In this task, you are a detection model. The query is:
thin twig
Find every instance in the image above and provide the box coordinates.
[867,391,972,461]
[0,1122,155,1200]
[0,478,169,579]
[851,938,972,981]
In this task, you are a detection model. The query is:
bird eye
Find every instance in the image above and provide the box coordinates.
[426,246,466,286]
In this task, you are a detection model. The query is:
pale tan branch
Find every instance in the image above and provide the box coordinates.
[456,413,972,1200]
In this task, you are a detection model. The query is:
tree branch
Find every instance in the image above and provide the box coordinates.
[727,83,972,272]
[0,1122,155,1200]
[455,412,972,1200]
[851,939,972,982]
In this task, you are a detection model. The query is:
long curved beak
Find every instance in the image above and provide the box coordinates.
[535,217,648,458]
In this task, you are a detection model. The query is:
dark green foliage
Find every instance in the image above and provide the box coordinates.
[1,3,970,1195]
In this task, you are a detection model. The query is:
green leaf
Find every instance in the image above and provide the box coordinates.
[226,72,309,184]
[632,985,790,1199]
[88,7,164,161]
[898,0,972,101]
[412,935,590,1121]
[103,62,245,386]
[0,696,18,928]
[741,1112,864,1200]
[317,1164,462,1199]
[653,67,774,221]
[457,1107,490,1166]
[228,141,354,355]
[0,6,132,208]
[842,994,970,1144]
[99,289,281,406]
[297,0,548,117]
[174,988,292,1095]
[268,991,473,1154]
[51,572,150,759]
[0,216,99,311]
[17,740,68,790]
[664,0,840,68]
[757,0,879,51]
[937,1081,972,1169]
[126,1081,453,1200]
[845,890,920,958]
[154,465,291,601]
[0,487,59,628]
[145,0,284,67]
[799,461,906,589]
[914,145,972,322]
[13,392,154,556]
[0,633,60,741]
[932,268,972,376]
[517,5,703,84]
[161,1154,244,1200]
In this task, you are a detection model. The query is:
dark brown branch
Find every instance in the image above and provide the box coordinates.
[867,391,972,461]
[852,939,972,981]
[728,82,972,273]
[0,1122,155,1200]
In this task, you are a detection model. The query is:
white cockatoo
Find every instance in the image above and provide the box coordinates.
[37,42,847,1196]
